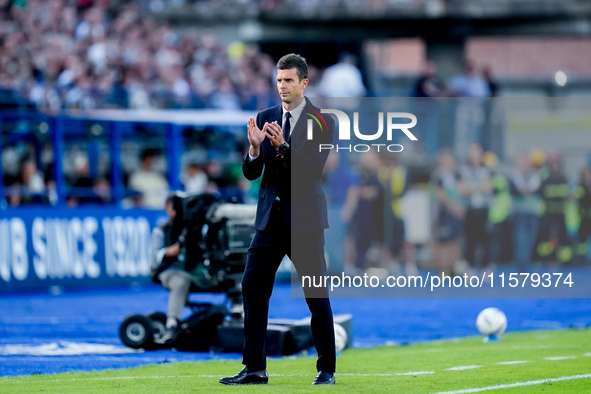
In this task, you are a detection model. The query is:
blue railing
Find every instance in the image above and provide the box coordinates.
[0,109,255,208]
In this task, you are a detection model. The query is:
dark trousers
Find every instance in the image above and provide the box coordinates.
[241,201,336,373]
[464,208,490,268]
[513,212,539,272]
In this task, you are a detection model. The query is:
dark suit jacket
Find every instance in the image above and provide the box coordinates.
[243,97,335,232]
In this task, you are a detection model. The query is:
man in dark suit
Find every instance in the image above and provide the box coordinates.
[220,54,337,385]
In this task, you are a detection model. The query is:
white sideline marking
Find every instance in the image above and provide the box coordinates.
[338,373,393,376]
[584,353,591,357]
[394,371,435,376]
[396,371,434,376]
[432,373,591,394]
[446,365,482,371]
[337,371,434,376]
[497,361,528,365]
[544,356,576,361]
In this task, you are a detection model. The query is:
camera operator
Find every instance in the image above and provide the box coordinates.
[150,193,200,343]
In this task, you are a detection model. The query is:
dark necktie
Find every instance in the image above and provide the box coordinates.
[282,112,291,142]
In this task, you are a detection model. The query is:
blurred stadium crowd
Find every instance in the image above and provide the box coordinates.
[2,144,251,209]
[0,0,283,111]
[323,145,591,274]
[0,0,504,113]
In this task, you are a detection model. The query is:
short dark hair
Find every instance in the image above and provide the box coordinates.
[277,53,308,81]
[140,148,160,161]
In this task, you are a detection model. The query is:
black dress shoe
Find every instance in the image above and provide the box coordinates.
[312,371,335,385]
[219,367,268,385]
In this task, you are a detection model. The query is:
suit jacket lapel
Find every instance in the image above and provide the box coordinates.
[273,105,282,124]
[265,105,282,148]
[290,97,313,145]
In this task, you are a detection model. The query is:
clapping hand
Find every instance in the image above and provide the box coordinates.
[265,121,285,149]
[248,117,267,157]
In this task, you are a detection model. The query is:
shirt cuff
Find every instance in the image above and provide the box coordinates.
[248,152,259,162]
[156,248,167,267]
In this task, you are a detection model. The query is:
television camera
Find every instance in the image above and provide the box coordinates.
[119,193,352,355]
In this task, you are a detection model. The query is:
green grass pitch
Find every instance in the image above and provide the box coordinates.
[2,329,590,393]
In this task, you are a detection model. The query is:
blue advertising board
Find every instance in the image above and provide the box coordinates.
[0,207,166,292]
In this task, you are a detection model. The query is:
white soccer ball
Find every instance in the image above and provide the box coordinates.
[334,323,348,352]
[476,307,507,336]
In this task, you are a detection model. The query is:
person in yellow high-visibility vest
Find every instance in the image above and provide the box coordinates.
[510,153,542,273]
[533,151,573,264]
[575,163,591,264]
[484,152,512,267]
[459,144,494,271]
[378,154,417,276]
[431,149,465,275]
